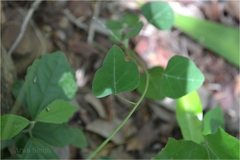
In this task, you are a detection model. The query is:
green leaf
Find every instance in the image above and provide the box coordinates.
[176,91,203,144]
[202,106,225,135]
[92,45,139,98]
[21,137,59,159]
[121,14,139,27]
[123,22,143,40]
[69,127,88,148]
[25,51,77,119]
[37,99,78,124]
[1,114,30,140]
[109,30,122,43]
[141,1,174,30]
[137,66,165,100]
[174,14,239,68]
[32,122,73,147]
[203,127,240,159]
[106,20,123,30]
[153,138,209,159]
[160,55,205,99]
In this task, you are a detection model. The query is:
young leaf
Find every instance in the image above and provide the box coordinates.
[123,22,144,40]
[202,106,225,135]
[153,138,209,159]
[1,114,30,140]
[137,66,165,100]
[121,14,139,27]
[32,122,73,147]
[176,91,203,144]
[92,45,139,98]
[141,1,174,30]
[69,127,88,148]
[21,137,59,159]
[25,51,77,119]
[106,20,123,30]
[203,127,240,159]
[37,99,78,124]
[160,55,205,99]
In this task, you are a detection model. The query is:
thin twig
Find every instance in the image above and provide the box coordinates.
[63,9,88,31]
[7,0,43,56]
[87,0,102,43]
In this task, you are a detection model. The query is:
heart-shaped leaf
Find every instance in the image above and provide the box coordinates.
[141,2,174,30]
[92,45,139,98]
[137,66,165,100]
[160,55,205,99]
[123,22,143,40]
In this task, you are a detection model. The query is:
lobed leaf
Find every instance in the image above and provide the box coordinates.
[141,1,174,30]
[137,66,165,100]
[37,99,78,124]
[92,45,139,98]
[1,114,30,140]
[160,55,205,99]
[69,127,88,148]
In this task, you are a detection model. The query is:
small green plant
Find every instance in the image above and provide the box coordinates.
[1,52,87,159]
[88,1,240,159]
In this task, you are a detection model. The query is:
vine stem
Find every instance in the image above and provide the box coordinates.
[87,48,149,160]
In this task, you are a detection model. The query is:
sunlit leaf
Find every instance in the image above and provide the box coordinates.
[176,91,203,144]
[141,1,174,30]
[160,55,205,99]
[25,51,77,119]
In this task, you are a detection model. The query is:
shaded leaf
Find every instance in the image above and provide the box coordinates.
[121,14,139,27]
[203,127,240,159]
[123,22,143,40]
[202,106,225,135]
[32,122,72,147]
[25,51,77,119]
[137,66,165,100]
[1,114,30,140]
[141,1,174,30]
[37,99,78,124]
[153,138,209,159]
[69,127,88,148]
[21,137,59,159]
[160,55,205,99]
[92,45,139,98]
[106,20,123,30]
[176,91,203,144]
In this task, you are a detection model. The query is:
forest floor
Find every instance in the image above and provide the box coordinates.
[1,0,239,159]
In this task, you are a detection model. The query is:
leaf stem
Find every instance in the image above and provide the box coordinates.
[116,94,136,105]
